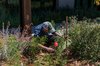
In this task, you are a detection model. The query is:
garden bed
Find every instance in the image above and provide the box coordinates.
[0,18,100,66]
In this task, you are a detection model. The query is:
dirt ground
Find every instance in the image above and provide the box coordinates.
[66,60,100,66]
[1,56,100,66]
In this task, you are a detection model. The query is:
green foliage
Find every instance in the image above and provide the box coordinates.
[33,36,67,66]
[54,37,67,66]
[1,35,21,66]
[1,35,47,65]
[8,0,19,5]
[69,21,100,61]
[4,35,67,66]
[0,9,99,28]
[0,0,100,28]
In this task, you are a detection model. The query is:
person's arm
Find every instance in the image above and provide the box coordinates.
[38,44,55,52]
[52,32,62,37]
[52,32,68,41]
[46,22,62,37]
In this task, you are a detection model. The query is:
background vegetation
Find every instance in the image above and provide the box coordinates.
[69,17,100,62]
[0,0,100,28]
[0,0,100,65]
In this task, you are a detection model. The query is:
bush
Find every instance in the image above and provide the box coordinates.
[69,21,100,61]
[33,36,67,66]
[7,36,47,64]
[0,31,67,65]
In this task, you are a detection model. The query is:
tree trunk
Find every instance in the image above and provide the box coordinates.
[20,0,32,36]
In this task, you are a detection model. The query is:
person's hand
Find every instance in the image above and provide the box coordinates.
[38,44,55,52]
[46,47,55,52]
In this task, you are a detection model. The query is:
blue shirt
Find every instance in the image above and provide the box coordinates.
[32,21,56,36]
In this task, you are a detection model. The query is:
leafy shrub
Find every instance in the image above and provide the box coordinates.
[54,36,67,66]
[34,36,67,66]
[69,21,100,61]
[0,21,67,65]
[4,36,47,65]
[2,35,66,65]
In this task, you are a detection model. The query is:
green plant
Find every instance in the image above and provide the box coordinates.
[33,36,67,66]
[69,21,100,61]
[52,36,67,66]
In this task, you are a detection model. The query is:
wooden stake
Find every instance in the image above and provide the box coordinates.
[66,16,68,46]
[66,16,68,39]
